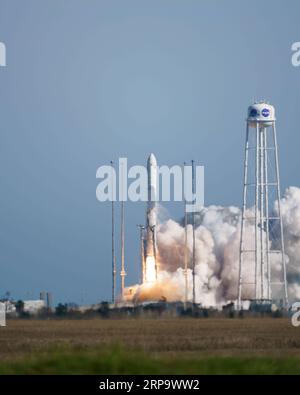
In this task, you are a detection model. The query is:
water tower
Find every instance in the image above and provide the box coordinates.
[237,102,288,308]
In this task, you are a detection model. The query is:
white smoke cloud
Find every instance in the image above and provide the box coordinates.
[278,187,300,297]
[125,187,300,307]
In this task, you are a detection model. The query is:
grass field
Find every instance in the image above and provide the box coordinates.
[0,318,299,374]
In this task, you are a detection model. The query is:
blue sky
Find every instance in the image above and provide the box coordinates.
[0,0,299,304]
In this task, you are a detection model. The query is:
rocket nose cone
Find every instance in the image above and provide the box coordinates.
[147,153,157,166]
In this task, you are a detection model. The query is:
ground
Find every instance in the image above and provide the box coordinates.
[0,317,299,374]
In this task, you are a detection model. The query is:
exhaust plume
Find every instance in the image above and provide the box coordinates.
[124,187,300,306]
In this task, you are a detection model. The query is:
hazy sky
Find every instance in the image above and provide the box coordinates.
[0,0,299,304]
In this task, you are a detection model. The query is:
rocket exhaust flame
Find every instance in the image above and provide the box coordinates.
[145,256,157,283]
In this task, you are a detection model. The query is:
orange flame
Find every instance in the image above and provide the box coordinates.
[145,256,156,283]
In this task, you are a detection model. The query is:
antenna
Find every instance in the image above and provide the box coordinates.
[137,225,145,284]
[183,162,188,309]
[110,161,116,305]
[120,200,126,300]
[120,160,126,301]
[191,159,196,305]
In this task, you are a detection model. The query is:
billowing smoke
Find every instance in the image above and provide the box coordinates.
[124,187,300,307]
[279,187,300,300]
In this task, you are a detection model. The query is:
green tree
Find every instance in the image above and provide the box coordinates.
[15,300,24,314]
[55,303,68,316]
[98,302,109,318]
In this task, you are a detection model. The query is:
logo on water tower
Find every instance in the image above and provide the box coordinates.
[262,108,270,117]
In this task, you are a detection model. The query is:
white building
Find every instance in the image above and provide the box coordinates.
[0,303,6,326]
[23,300,46,315]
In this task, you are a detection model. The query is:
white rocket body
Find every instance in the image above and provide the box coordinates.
[145,153,158,281]
[147,153,157,227]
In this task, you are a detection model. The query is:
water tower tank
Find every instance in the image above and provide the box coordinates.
[247,102,275,127]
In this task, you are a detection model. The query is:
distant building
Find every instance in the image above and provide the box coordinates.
[78,303,101,313]
[5,301,16,314]
[0,302,6,326]
[23,300,46,315]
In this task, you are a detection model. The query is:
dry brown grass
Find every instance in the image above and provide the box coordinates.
[0,317,299,363]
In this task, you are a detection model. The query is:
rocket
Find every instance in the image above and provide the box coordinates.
[144,153,158,282]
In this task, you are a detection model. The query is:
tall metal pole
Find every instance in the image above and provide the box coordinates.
[183,162,188,309]
[120,161,126,301]
[120,200,126,300]
[137,225,145,284]
[255,123,259,299]
[272,123,289,307]
[259,127,265,299]
[263,129,271,300]
[191,160,196,305]
[238,124,249,309]
[111,161,116,305]
[152,225,158,280]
